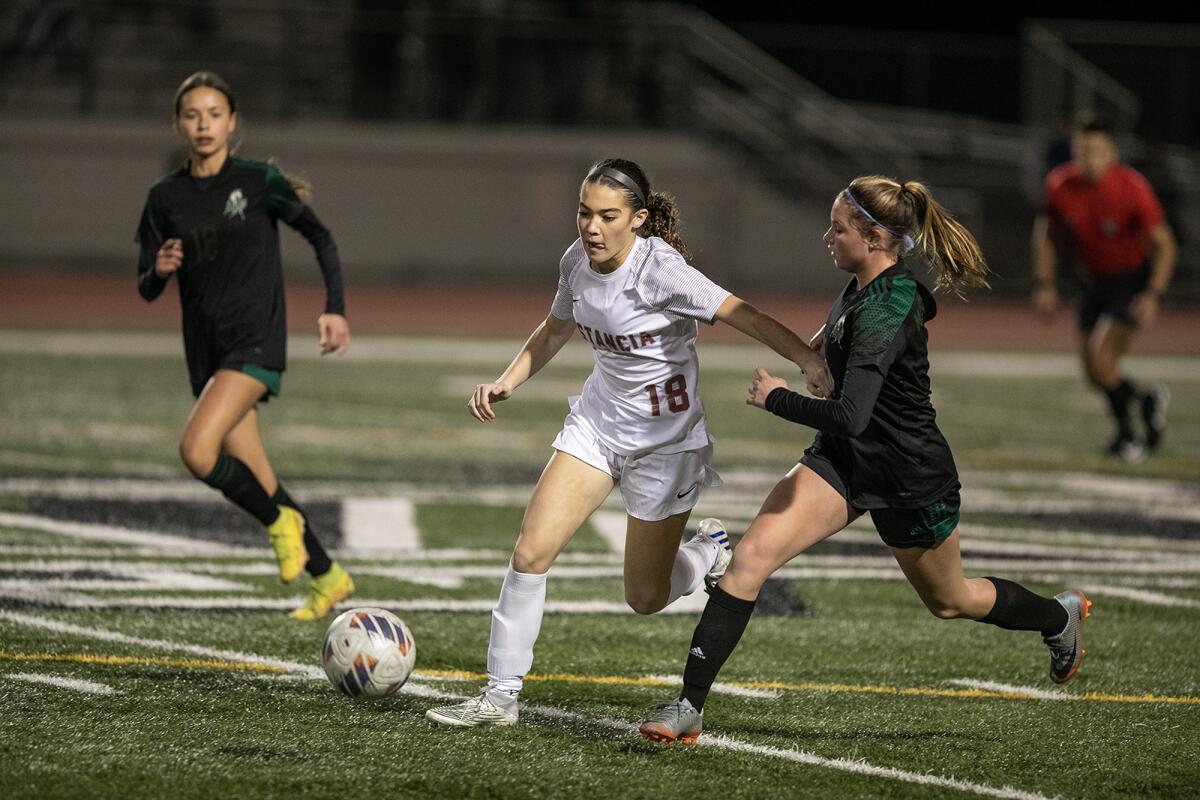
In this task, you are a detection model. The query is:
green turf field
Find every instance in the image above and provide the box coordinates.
[1,332,1198,799]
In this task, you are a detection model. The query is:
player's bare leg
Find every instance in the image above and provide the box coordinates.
[640,465,851,744]
[427,452,614,727]
[222,408,278,495]
[890,530,996,620]
[181,370,306,582]
[892,529,1087,684]
[1084,318,1145,461]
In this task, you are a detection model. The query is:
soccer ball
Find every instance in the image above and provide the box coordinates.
[322,607,416,698]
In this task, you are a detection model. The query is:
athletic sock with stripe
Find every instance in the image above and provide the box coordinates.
[202,453,279,526]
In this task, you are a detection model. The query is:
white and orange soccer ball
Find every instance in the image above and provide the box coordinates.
[322,607,416,698]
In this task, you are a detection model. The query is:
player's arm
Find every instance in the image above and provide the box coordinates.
[136,195,178,301]
[1031,212,1058,319]
[468,313,576,422]
[285,206,350,355]
[1131,223,1177,326]
[747,365,883,437]
[714,295,833,398]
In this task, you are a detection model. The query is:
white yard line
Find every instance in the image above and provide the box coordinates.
[642,674,782,699]
[6,672,117,695]
[0,609,324,677]
[948,679,1071,702]
[0,512,244,555]
[3,329,1195,383]
[590,510,628,555]
[341,497,419,550]
[526,704,1059,800]
[1076,585,1200,609]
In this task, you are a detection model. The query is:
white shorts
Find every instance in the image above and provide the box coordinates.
[551,414,722,522]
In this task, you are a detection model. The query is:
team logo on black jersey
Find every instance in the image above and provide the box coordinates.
[223,189,247,221]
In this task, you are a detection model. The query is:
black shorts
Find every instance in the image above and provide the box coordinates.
[1078,263,1150,332]
[800,451,961,549]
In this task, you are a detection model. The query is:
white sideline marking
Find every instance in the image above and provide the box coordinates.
[590,511,628,555]
[1077,585,1200,609]
[643,674,781,699]
[3,329,1196,383]
[0,512,243,554]
[0,609,324,677]
[526,705,1057,800]
[0,606,1058,798]
[7,672,117,696]
[0,595,708,615]
[948,679,1070,702]
[342,498,419,550]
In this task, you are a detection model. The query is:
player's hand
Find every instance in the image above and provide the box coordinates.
[1130,292,1160,327]
[155,239,183,278]
[468,382,512,422]
[1032,284,1057,322]
[747,367,789,409]
[797,352,833,398]
[318,313,351,356]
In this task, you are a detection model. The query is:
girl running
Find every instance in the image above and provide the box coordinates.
[426,158,833,727]
[639,176,1091,744]
[136,71,354,620]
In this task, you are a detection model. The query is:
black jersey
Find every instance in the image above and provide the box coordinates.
[136,157,344,392]
[767,261,958,509]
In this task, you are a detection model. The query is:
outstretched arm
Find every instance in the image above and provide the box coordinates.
[468,313,577,422]
[715,295,833,397]
[747,366,884,437]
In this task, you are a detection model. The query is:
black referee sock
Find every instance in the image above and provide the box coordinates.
[1104,379,1138,439]
[272,485,332,578]
[680,584,756,711]
[202,453,280,527]
[979,577,1068,637]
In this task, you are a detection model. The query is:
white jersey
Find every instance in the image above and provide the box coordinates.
[549,235,731,455]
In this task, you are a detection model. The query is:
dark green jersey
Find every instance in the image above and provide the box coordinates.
[767,261,958,509]
[136,157,344,393]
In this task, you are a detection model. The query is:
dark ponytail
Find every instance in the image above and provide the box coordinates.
[584,158,691,262]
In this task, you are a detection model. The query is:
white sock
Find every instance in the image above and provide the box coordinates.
[485,563,547,698]
[667,535,718,604]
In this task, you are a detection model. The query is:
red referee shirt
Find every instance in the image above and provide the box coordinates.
[1044,162,1165,277]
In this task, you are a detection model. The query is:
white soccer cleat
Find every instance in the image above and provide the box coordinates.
[425,687,519,727]
[696,517,732,592]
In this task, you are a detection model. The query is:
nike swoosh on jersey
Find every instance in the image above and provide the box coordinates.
[676,484,698,499]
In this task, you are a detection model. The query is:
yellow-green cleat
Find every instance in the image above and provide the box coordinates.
[266,505,308,584]
[289,562,355,621]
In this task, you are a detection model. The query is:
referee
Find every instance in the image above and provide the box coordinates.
[1032,119,1176,462]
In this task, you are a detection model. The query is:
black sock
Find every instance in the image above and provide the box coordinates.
[980,577,1068,637]
[680,584,756,711]
[202,453,279,526]
[273,484,332,577]
[1104,379,1138,439]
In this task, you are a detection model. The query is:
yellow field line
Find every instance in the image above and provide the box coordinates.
[7,652,1196,706]
[0,650,286,673]
[413,668,1200,706]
